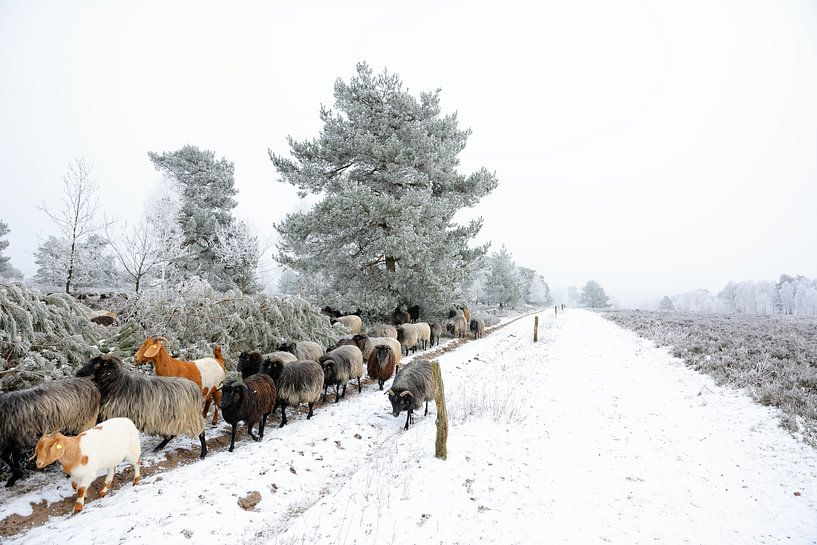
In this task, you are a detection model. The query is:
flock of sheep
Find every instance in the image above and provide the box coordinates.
[0,305,485,515]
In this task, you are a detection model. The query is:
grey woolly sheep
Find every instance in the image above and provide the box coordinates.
[368,323,398,339]
[396,324,419,356]
[220,374,276,452]
[446,316,468,338]
[469,318,486,339]
[280,340,325,362]
[75,354,208,457]
[0,378,100,487]
[319,345,364,403]
[385,360,436,430]
[260,359,323,427]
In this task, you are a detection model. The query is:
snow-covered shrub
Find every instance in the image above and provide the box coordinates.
[118,277,346,368]
[0,282,100,391]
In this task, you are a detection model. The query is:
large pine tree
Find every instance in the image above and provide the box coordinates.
[148,145,242,289]
[270,63,498,317]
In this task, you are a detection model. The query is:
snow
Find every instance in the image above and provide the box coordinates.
[4,309,817,544]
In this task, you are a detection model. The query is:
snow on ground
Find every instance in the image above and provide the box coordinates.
[5,309,817,544]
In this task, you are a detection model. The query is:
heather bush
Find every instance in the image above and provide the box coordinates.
[603,310,817,444]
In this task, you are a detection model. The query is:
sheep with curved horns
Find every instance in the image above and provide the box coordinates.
[279,340,325,363]
[260,359,323,427]
[220,374,276,452]
[34,417,141,513]
[0,378,100,487]
[386,360,436,430]
[318,345,364,403]
[76,354,208,457]
[134,336,226,424]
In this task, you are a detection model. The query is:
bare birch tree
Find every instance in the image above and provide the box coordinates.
[39,158,106,293]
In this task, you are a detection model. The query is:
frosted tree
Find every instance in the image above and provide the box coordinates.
[105,217,177,293]
[579,280,611,308]
[148,146,238,285]
[567,286,580,307]
[0,220,10,275]
[38,158,107,293]
[34,234,119,289]
[270,63,498,318]
[212,220,263,294]
[717,282,737,312]
[483,246,523,308]
[517,266,551,306]
[658,296,675,311]
[779,281,795,315]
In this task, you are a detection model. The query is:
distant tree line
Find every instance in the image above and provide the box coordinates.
[660,274,817,316]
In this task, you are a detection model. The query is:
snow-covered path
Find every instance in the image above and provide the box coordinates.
[5,309,817,544]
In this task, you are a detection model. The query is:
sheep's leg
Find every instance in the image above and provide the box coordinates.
[357,376,361,393]
[198,433,207,458]
[404,409,412,430]
[378,379,384,390]
[279,404,288,428]
[260,413,267,438]
[323,384,329,403]
[425,400,429,416]
[154,436,176,451]
[229,424,237,452]
[211,390,222,425]
[248,420,260,442]
[307,402,314,419]
[99,467,116,497]
[202,395,212,420]
[335,383,341,402]
[2,449,22,488]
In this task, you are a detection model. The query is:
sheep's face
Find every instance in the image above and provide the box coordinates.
[446,322,455,334]
[261,360,284,384]
[219,382,244,410]
[76,354,120,381]
[279,342,296,354]
[396,327,406,343]
[320,360,336,382]
[34,434,65,468]
[352,334,368,352]
[386,389,413,417]
[374,345,391,363]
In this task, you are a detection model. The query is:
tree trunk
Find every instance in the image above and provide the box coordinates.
[65,240,76,294]
[432,360,448,460]
[135,276,140,293]
[534,316,539,342]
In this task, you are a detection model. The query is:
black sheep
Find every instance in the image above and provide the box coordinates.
[219,374,276,452]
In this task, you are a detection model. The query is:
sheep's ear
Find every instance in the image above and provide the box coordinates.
[144,343,161,358]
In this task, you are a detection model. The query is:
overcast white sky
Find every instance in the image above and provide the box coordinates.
[1,0,815,306]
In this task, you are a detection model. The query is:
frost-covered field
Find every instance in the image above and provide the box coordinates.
[2,309,816,545]
[602,310,817,444]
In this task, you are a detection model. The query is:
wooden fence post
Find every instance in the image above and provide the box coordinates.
[534,316,539,343]
[432,360,448,460]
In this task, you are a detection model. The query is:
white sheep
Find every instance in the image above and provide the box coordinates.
[34,417,141,514]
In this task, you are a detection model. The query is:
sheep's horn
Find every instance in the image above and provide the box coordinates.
[155,336,168,344]
[399,391,412,398]
[385,389,394,396]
